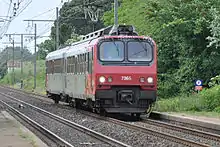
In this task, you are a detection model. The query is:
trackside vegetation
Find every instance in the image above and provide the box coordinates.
[0,60,46,94]
[0,0,220,115]
[154,85,220,113]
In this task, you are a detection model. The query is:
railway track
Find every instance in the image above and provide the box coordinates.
[1,86,218,146]
[0,100,73,147]
[0,91,130,147]
[143,119,220,142]
[150,111,220,135]
[78,110,214,147]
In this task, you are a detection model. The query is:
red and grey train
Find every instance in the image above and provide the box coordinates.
[45,25,157,117]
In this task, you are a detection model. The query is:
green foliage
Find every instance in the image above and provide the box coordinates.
[0,46,33,62]
[157,74,180,98]
[213,106,220,113]
[207,8,220,48]
[155,85,220,112]
[0,46,33,78]
[200,85,220,111]
[50,0,114,44]
[103,0,220,98]
[37,39,55,60]
[155,94,205,112]
[208,75,220,87]
[38,0,115,60]
[64,33,82,45]
[0,62,7,79]
[0,60,46,94]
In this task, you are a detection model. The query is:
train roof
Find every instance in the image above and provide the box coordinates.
[45,24,152,61]
[45,38,99,61]
[65,38,98,58]
[45,25,113,61]
[45,46,69,61]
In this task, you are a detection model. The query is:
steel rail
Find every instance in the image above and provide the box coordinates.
[0,100,74,147]
[143,119,220,142]
[78,110,209,147]
[0,86,214,146]
[0,92,131,147]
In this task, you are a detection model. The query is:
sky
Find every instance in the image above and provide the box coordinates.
[0,0,69,53]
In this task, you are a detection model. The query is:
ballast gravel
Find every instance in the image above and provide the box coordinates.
[160,118,220,135]
[130,121,220,147]
[1,88,184,147]
[0,97,110,147]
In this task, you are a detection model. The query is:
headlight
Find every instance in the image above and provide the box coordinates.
[147,77,153,83]
[139,77,145,83]
[108,77,113,82]
[99,76,106,83]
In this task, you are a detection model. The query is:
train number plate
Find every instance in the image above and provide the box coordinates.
[121,76,132,81]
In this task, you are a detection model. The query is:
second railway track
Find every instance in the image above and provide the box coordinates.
[0,91,130,147]
[78,109,220,147]
[1,86,220,146]
[0,100,74,147]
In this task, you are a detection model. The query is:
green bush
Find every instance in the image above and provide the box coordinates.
[155,85,220,113]
[200,85,220,111]
[214,106,220,113]
[0,60,46,93]
[208,75,220,87]
[157,74,180,98]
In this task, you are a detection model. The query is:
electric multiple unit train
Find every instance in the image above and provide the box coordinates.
[45,25,157,117]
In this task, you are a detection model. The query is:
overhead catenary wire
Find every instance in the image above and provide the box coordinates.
[24,15,56,46]
[12,0,32,20]
[0,0,33,38]
[0,0,13,37]
[29,8,56,19]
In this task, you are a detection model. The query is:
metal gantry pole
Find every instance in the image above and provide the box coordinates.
[34,24,37,90]
[114,0,118,26]
[6,45,8,72]
[4,33,37,89]
[23,19,55,90]
[12,40,15,86]
[20,34,23,89]
[56,7,59,50]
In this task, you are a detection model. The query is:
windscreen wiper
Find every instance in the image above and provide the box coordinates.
[129,38,148,58]
[110,38,120,56]
[136,38,148,56]
[129,50,146,57]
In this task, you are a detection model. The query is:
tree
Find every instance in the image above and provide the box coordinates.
[207,8,220,49]
[0,46,33,78]
[37,39,55,60]
[0,62,7,79]
[50,0,114,45]
[0,46,33,62]
[103,0,220,97]
[64,33,82,45]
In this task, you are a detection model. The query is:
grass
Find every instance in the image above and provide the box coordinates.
[0,60,46,94]
[6,115,38,147]
[18,128,38,147]
[167,111,220,119]
[154,85,220,118]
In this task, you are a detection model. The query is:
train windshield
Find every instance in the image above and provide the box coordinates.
[128,41,153,62]
[99,41,124,61]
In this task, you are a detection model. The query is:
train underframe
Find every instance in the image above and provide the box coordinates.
[46,86,156,117]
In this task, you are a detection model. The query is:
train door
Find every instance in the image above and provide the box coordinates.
[86,47,93,97]
[62,53,67,94]
[64,54,67,90]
